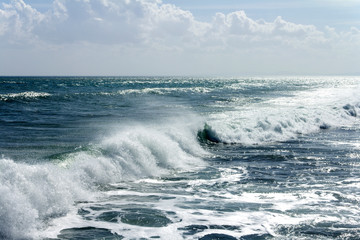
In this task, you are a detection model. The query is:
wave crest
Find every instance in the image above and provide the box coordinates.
[0,120,207,239]
[203,101,360,145]
[0,91,51,101]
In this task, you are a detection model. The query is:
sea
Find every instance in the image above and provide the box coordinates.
[1,76,360,240]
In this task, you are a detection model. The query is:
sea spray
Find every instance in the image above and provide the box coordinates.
[0,158,87,239]
[0,118,207,239]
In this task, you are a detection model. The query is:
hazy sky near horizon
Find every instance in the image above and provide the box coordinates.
[1,0,359,76]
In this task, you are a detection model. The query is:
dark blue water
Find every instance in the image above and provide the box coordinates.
[1,76,360,239]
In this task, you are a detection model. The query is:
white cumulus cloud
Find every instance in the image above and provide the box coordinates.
[0,0,43,43]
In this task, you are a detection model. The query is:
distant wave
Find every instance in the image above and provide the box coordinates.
[0,91,51,101]
[117,87,211,95]
[200,103,360,145]
[61,87,211,97]
[200,86,360,145]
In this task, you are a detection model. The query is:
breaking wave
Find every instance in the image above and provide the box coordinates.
[0,121,206,239]
[200,86,360,145]
[199,103,360,145]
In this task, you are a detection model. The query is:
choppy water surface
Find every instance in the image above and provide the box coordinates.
[1,76,360,239]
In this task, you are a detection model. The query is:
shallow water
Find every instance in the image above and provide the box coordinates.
[1,76,360,239]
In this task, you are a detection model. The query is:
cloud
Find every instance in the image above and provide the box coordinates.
[0,0,359,75]
[0,0,43,43]
[0,0,326,47]
[205,11,328,50]
[34,0,148,44]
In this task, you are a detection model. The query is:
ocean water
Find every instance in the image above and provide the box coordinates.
[1,76,360,240]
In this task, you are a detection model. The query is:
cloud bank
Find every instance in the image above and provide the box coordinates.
[1,0,359,75]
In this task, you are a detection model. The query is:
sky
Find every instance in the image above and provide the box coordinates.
[0,0,359,76]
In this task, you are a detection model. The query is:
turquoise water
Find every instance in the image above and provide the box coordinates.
[1,76,360,239]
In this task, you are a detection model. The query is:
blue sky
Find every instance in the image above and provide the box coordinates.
[0,0,359,76]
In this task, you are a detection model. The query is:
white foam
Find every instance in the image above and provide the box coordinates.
[188,167,247,190]
[0,91,51,101]
[0,158,89,239]
[207,82,360,145]
[117,87,211,95]
[37,163,360,239]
